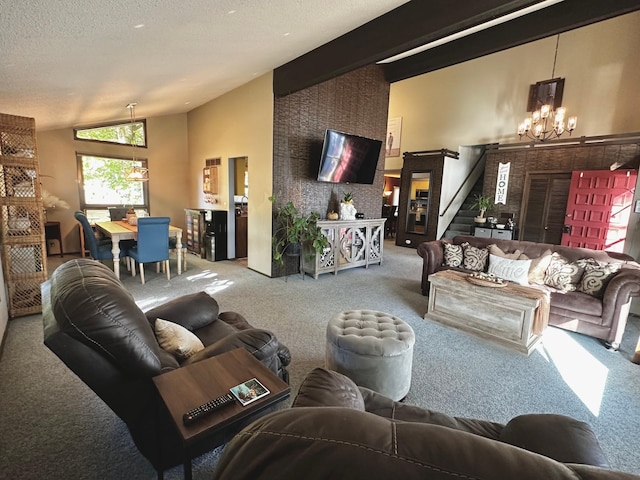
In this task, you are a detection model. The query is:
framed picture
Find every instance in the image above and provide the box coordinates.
[385,117,402,158]
[527,78,565,112]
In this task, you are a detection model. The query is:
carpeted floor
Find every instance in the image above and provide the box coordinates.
[1,241,640,479]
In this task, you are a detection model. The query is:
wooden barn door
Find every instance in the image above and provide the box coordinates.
[520,173,571,244]
[561,169,637,252]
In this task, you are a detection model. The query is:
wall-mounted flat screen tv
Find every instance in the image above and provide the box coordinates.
[316,129,382,184]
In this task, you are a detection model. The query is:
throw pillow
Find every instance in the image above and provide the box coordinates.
[154,318,205,361]
[519,249,553,285]
[488,244,522,260]
[578,262,621,298]
[543,254,594,292]
[443,242,463,267]
[487,254,532,285]
[462,242,489,272]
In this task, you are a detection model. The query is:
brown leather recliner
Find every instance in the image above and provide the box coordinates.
[212,368,640,480]
[42,258,291,476]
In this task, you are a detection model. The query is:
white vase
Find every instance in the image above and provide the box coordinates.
[340,202,357,220]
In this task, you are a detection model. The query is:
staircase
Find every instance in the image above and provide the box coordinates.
[443,176,484,239]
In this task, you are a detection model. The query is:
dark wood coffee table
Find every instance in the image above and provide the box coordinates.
[153,348,290,479]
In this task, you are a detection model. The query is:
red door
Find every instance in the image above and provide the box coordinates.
[561,169,637,252]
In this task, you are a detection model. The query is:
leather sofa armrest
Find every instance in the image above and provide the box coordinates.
[218,311,291,367]
[599,268,640,344]
[417,240,447,295]
[145,291,220,331]
[360,386,503,439]
[181,329,283,378]
[500,414,609,468]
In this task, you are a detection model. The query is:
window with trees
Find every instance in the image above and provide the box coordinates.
[74,120,147,147]
[77,153,149,222]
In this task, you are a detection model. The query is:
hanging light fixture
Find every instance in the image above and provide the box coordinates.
[126,103,149,181]
[517,35,577,142]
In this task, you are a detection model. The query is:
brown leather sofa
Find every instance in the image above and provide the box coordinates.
[417,235,640,350]
[212,367,640,480]
[42,258,291,476]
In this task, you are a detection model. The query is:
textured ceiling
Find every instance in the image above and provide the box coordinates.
[0,0,409,131]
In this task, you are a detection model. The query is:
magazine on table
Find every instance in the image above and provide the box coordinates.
[230,378,270,406]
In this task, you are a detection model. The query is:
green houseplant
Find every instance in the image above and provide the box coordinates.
[469,194,494,224]
[269,196,329,266]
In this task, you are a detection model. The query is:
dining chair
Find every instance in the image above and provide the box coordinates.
[127,217,171,284]
[74,211,124,261]
[108,207,128,221]
[75,211,135,270]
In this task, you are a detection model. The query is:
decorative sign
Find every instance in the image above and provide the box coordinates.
[495,162,510,205]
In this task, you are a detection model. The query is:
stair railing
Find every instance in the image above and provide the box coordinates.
[439,146,488,218]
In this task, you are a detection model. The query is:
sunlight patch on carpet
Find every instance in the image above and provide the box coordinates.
[541,328,608,416]
[187,270,219,281]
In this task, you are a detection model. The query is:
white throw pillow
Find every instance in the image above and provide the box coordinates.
[487,254,532,286]
[154,317,205,361]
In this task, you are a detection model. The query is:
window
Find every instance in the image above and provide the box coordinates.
[74,120,147,147]
[77,153,149,222]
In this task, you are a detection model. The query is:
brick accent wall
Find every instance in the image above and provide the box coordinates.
[272,65,390,276]
[484,142,640,224]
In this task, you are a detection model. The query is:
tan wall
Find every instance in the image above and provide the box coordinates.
[37,113,190,254]
[386,12,640,171]
[187,73,273,275]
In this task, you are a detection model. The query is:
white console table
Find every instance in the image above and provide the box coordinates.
[302,218,385,279]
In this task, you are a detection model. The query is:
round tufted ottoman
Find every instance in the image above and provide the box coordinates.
[325,310,415,401]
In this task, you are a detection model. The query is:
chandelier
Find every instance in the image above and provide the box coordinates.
[517,35,577,142]
[126,103,149,182]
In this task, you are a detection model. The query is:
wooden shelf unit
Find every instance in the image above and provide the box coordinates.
[0,113,47,317]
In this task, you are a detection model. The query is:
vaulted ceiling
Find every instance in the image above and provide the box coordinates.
[1,0,638,131]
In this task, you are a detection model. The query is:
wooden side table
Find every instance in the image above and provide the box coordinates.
[153,348,290,480]
[45,221,64,257]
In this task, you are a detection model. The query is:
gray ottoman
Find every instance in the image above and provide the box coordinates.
[325,310,415,401]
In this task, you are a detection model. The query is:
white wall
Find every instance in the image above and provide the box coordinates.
[187,73,274,275]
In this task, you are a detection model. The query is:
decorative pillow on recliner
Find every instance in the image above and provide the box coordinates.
[577,262,621,298]
[443,242,463,267]
[543,254,594,292]
[462,242,489,271]
[487,254,532,285]
[154,318,205,361]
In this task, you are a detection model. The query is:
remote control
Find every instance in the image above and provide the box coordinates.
[182,393,235,425]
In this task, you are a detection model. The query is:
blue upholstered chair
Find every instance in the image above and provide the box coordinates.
[128,217,171,284]
[75,211,135,269]
[74,211,119,261]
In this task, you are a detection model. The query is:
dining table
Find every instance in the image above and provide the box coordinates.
[95,220,183,280]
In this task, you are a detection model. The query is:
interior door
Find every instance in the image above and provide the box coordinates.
[520,173,571,244]
[561,169,637,252]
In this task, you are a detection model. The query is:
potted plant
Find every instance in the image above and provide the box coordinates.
[269,196,329,267]
[469,194,494,224]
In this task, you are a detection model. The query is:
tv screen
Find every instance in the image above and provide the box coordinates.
[317,129,382,184]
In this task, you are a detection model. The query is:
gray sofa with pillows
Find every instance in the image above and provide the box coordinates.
[417,235,640,350]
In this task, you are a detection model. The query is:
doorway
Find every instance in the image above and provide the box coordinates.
[228,156,249,260]
[519,172,571,244]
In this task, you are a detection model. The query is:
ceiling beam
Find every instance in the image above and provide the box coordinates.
[383,0,640,83]
[273,0,640,96]
[273,0,544,96]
